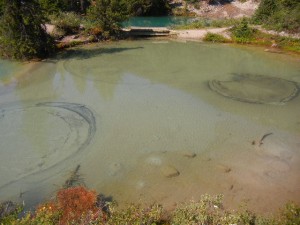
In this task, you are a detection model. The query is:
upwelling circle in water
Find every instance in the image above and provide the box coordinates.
[208,74,299,104]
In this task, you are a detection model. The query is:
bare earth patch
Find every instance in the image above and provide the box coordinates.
[173,27,231,40]
[171,0,259,19]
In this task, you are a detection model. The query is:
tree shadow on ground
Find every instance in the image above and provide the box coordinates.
[208,0,234,5]
[53,46,144,61]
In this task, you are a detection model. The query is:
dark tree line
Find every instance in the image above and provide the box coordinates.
[253,0,300,33]
[127,0,170,16]
[0,0,54,60]
[38,0,91,14]
[36,0,170,16]
[0,0,171,60]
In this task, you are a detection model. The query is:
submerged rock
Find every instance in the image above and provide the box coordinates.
[208,74,299,104]
[182,151,197,158]
[217,164,232,173]
[264,48,283,54]
[161,165,180,178]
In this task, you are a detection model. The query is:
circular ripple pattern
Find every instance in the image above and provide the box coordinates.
[0,102,96,191]
[208,74,299,104]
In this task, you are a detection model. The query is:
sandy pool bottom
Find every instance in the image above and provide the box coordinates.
[0,40,299,214]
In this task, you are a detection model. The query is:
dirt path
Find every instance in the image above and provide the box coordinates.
[172,27,231,40]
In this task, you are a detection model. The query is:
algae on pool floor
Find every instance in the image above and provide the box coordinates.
[0,41,300,213]
[209,74,299,104]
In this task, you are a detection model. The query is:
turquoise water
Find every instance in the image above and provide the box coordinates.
[122,16,195,27]
[0,60,21,78]
[0,41,300,213]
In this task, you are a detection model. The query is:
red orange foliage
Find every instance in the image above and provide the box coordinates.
[56,186,97,224]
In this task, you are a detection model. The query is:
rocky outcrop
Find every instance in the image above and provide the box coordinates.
[170,0,259,19]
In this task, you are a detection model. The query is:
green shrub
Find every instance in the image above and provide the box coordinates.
[253,0,278,22]
[81,19,103,37]
[49,12,81,35]
[0,201,23,225]
[16,203,60,225]
[38,0,65,15]
[171,194,225,225]
[203,32,229,43]
[87,0,129,38]
[107,202,163,224]
[253,0,300,33]
[279,202,300,225]
[173,18,244,30]
[231,18,256,43]
[2,190,300,225]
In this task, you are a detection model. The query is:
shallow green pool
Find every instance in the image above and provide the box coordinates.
[0,40,300,213]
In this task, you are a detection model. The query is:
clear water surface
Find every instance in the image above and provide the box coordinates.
[0,40,299,213]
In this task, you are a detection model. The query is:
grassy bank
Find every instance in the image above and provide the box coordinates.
[172,18,245,30]
[1,186,299,225]
[197,18,300,54]
[44,10,300,54]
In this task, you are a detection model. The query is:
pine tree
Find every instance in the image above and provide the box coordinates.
[87,0,129,37]
[0,0,4,16]
[0,0,54,60]
[127,0,170,16]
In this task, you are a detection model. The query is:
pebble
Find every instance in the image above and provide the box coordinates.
[146,156,162,166]
[217,164,232,173]
[161,165,180,178]
[182,151,196,158]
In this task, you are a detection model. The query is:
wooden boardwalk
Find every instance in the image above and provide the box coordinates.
[122,26,172,36]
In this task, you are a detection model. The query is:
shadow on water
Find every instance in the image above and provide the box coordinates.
[97,194,113,213]
[54,46,144,61]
